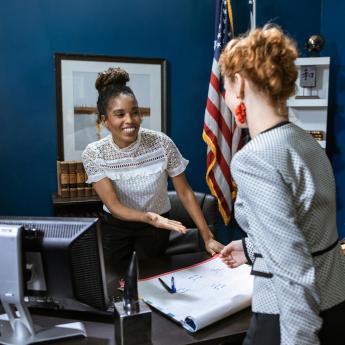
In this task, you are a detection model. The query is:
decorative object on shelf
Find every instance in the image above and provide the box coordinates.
[305,34,325,57]
[296,65,318,99]
[298,35,325,99]
[300,66,316,88]
[307,130,324,141]
[55,53,167,160]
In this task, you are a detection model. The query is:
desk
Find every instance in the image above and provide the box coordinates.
[31,307,250,345]
[29,253,252,344]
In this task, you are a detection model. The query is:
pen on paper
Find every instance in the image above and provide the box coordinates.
[158,277,175,294]
[171,276,176,293]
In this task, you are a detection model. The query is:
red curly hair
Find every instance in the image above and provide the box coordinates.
[219,25,298,116]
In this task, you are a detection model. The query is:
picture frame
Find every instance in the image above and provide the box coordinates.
[55,53,167,160]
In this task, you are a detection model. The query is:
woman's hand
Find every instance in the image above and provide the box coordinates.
[219,240,247,268]
[145,212,187,234]
[204,238,224,256]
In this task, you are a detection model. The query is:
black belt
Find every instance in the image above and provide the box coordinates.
[311,238,339,257]
[251,238,339,279]
[254,238,339,259]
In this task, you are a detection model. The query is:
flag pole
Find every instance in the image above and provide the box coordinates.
[249,0,256,30]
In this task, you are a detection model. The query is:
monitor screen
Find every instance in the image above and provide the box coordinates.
[0,216,111,312]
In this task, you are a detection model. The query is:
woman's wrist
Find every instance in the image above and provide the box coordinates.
[201,230,214,242]
[141,211,151,224]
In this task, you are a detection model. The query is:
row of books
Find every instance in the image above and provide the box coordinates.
[56,161,97,198]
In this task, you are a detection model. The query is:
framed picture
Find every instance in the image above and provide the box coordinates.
[55,53,167,160]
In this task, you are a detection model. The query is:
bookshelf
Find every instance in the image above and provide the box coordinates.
[52,193,102,217]
[287,56,330,149]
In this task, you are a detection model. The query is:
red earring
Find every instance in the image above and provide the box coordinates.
[235,102,247,124]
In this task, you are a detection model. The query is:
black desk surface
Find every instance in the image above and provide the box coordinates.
[30,253,252,344]
[31,307,250,345]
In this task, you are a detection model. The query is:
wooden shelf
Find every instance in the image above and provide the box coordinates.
[52,193,103,217]
[52,193,101,205]
[295,57,330,66]
[287,57,330,150]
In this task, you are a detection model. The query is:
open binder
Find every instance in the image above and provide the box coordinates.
[138,255,253,332]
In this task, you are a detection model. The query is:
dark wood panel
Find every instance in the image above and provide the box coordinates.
[52,193,103,217]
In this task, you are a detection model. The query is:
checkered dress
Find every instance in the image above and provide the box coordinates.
[233,123,345,345]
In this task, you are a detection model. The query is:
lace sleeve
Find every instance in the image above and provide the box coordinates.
[160,134,189,177]
[81,145,106,183]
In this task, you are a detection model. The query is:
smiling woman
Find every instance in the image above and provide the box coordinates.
[81,67,224,279]
[103,93,141,148]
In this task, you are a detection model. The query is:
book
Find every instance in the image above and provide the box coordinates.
[138,255,253,333]
[59,161,70,198]
[56,161,62,197]
[56,160,89,198]
[68,161,78,198]
[76,161,86,197]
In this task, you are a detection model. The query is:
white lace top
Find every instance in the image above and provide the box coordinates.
[82,128,189,215]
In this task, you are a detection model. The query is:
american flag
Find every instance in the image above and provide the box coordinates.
[202,0,244,225]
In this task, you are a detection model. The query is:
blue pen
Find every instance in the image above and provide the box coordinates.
[171,276,176,293]
[158,278,173,293]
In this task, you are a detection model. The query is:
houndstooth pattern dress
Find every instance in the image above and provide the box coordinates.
[82,128,188,215]
[232,122,345,345]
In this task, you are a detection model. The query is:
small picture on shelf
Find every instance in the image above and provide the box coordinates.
[300,66,316,88]
[296,65,319,99]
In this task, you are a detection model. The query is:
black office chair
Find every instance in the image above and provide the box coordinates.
[165,191,220,255]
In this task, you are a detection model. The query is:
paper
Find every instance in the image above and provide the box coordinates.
[138,255,253,332]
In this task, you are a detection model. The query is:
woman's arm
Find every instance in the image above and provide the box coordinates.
[171,173,224,255]
[219,239,248,267]
[93,178,187,233]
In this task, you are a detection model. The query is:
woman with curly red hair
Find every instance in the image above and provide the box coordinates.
[218,26,345,345]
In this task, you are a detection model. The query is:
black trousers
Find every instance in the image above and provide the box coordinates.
[243,299,345,345]
[100,211,170,277]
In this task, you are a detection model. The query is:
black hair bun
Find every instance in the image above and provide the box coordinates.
[95,67,130,93]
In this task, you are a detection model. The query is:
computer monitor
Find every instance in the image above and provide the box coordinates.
[0,217,111,344]
[0,216,110,311]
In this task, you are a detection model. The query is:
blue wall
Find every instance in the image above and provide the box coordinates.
[256,0,322,53]
[1,0,343,238]
[321,0,345,238]
[0,0,216,215]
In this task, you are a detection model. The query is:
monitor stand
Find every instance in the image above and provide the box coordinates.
[0,224,86,345]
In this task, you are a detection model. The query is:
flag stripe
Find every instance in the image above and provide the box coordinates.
[210,71,220,94]
[206,100,232,148]
[208,72,232,129]
[205,116,231,165]
[203,124,233,186]
[208,169,231,219]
